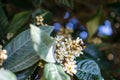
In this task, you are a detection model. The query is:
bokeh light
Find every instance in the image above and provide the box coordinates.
[64,11,70,19]
[66,22,74,30]
[53,22,61,32]
[79,31,88,39]
[69,17,79,25]
[98,20,112,36]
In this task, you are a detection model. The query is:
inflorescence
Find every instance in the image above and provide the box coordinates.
[54,35,85,75]
[0,49,7,66]
[35,15,47,26]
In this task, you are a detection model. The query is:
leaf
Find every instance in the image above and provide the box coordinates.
[76,59,104,80]
[58,0,73,9]
[39,26,54,36]
[84,44,102,60]
[44,63,70,80]
[30,24,56,63]
[32,9,52,24]
[86,6,102,39]
[16,63,38,80]
[0,69,17,80]
[84,44,112,71]
[0,6,8,38]
[6,11,31,34]
[3,29,40,72]
[0,6,8,30]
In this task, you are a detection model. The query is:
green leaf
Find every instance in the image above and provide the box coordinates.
[16,63,38,80]
[30,24,56,63]
[6,11,31,34]
[0,69,17,80]
[44,63,70,80]
[38,26,54,36]
[32,9,52,24]
[0,6,8,38]
[84,44,112,71]
[86,6,102,39]
[84,44,102,60]
[58,0,73,9]
[3,29,40,72]
[0,6,8,29]
[76,59,104,80]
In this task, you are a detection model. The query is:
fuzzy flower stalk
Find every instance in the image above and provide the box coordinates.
[54,35,85,76]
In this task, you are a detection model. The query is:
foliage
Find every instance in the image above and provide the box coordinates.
[0,0,119,80]
[0,6,8,43]
[16,63,38,80]
[76,59,103,80]
[30,24,56,63]
[6,11,31,34]
[86,6,102,40]
[44,63,70,80]
[58,0,73,9]
[0,69,17,80]
[3,29,39,72]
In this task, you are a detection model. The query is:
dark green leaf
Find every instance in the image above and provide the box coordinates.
[30,24,56,63]
[0,69,17,80]
[58,0,73,9]
[16,63,38,80]
[86,6,102,39]
[0,6,8,29]
[76,59,104,80]
[44,63,70,80]
[84,44,102,60]
[6,11,31,34]
[3,29,40,72]
[32,9,52,24]
[0,6,8,38]
[84,44,112,71]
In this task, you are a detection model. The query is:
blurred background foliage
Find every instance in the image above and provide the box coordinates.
[0,0,120,80]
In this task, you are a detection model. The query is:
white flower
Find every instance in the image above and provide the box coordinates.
[63,61,77,75]
[74,52,80,57]
[54,35,85,75]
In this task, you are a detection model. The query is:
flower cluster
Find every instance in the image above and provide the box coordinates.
[0,49,7,66]
[35,15,47,26]
[36,16,44,26]
[58,27,73,38]
[54,35,85,75]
